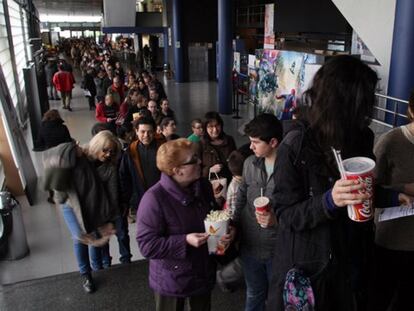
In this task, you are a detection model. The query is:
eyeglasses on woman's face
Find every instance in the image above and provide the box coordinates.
[181,154,200,166]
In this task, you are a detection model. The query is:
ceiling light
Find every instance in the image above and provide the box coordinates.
[39,15,102,23]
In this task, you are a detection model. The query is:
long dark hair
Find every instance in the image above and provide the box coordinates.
[303,55,378,153]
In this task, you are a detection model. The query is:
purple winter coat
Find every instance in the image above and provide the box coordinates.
[136,173,217,297]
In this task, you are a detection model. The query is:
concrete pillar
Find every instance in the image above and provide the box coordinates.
[386,0,414,126]
[218,0,232,114]
[172,0,184,82]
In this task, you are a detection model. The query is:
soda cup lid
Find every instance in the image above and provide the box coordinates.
[342,157,375,175]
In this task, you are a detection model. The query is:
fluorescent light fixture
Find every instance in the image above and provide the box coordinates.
[39,15,102,23]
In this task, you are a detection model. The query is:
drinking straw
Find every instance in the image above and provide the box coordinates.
[261,188,263,197]
[331,147,346,179]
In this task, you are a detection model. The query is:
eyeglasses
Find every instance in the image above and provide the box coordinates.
[181,154,199,166]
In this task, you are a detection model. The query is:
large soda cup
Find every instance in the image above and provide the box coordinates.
[253,196,270,228]
[342,157,375,222]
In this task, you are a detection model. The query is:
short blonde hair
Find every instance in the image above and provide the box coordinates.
[157,138,195,175]
[86,130,121,163]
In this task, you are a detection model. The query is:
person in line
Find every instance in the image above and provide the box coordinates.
[43,131,121,293]
[159,117,179,141]
[53,64,75,111]
[147,100,161,122]
[200,111,236,182]
[95,94,120,133]
[266,55,412,311]
[233,114,283,311]
[119,118,165,223]
[225,150,245,217]
[187,118,203,143]
[107,76,127,107]
[369,90,414,311]
[136,138,234,311]
[94,69,112,103]
[82,68,97,111]
[35,109,73,203]
[45,58,59,100]
[137,78,149,100]
[159,98,175,121]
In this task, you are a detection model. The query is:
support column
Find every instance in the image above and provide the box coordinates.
[162,0,169,67]
[386,0,414,126]
[172,0,184,82]
[218,0,232,114]
[163,28,169,66]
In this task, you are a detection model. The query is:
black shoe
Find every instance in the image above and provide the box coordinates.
[67,107,73,112]
[82,274,95,293]
[55,97,61,100]
[47,197,55,204]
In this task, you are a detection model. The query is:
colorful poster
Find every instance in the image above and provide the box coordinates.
[264,4,275,49]
[255,49,317,118]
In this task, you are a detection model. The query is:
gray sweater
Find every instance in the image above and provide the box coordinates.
[233,155,278,260]
[374,126,414,251]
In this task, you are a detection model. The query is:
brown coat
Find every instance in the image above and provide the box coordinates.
[199,134,236,181]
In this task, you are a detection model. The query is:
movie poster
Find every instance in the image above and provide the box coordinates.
[256,50,318,118]
[264,4,275,49]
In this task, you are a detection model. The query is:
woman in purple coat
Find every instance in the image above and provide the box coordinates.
[136,138,233,311]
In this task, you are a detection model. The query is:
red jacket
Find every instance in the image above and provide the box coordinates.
[53,70,75,92]
[95,102,120,123]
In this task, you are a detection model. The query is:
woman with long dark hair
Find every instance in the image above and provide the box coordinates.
[199,111,236,181]
[266,56,411,310]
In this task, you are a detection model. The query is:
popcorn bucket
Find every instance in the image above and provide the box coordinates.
[204,219,229,255]
[342,157,375,222]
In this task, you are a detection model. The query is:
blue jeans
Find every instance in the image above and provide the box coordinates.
[241,253,273,311]
[62,204,109,274]
[114,215,132,263]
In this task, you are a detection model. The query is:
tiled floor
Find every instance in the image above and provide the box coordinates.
[0,71,252,285]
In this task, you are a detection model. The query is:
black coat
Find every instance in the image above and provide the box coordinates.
[267,123,377,311]
[82,73,97,97]
[36,119,72,151]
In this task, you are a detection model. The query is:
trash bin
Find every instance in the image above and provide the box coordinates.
[0,191,29,260]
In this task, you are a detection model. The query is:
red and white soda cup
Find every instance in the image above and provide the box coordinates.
[254,196,270,228]
[342,157,375,222]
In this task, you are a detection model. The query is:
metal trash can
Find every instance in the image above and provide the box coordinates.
[0,191,29,260]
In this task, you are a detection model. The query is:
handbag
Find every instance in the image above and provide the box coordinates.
[209,171,228,201]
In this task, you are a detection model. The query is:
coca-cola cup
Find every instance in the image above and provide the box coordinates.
[342,157,376,222]
[254,196,270,228]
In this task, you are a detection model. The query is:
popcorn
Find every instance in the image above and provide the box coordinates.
[205,210,231,222]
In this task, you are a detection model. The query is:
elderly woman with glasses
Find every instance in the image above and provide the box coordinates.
[136,138,234,311]
[44,130,121,294]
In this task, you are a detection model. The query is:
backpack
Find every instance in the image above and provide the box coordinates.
[283,268,315,311]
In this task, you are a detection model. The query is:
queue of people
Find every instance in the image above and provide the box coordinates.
[39,49,414,311]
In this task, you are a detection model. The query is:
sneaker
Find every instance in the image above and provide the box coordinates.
[82,274,95,293]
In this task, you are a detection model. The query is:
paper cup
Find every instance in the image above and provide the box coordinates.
[204,219,229,255]
[254,196,270,228]
[342,157,375,222]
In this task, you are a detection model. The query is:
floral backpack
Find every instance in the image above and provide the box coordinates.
[283,268,315,311]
